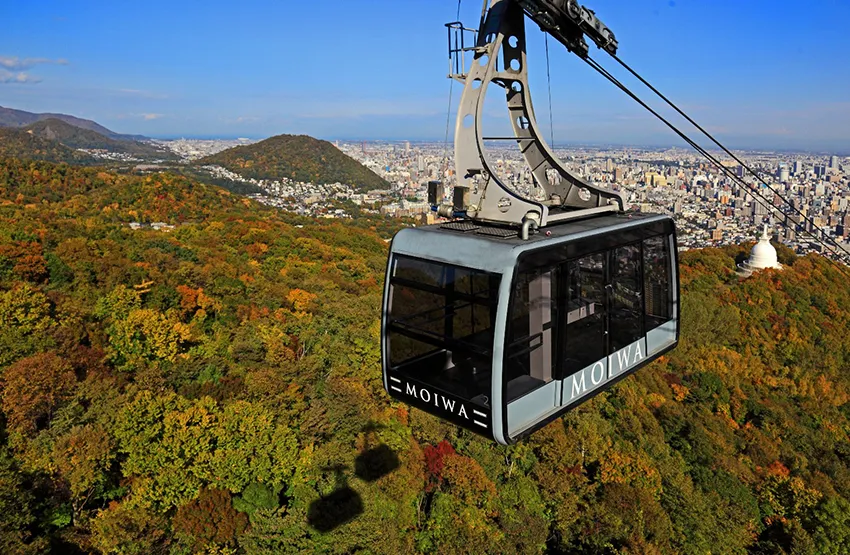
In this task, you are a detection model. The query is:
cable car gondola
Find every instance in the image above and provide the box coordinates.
[381,0,680,444]
[383,214,678,444]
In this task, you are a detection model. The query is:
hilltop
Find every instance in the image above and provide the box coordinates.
[0,105,144,141]
[0,158,848,553]
[198,133,389,191]
[22,118,174,160]
[0,127,99,165]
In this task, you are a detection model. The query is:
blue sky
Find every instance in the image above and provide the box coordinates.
[1,0,849,151]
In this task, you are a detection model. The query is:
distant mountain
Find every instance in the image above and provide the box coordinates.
[23,118,174,160]
[0,127,98,165]
[0,105,145,141]
[197,134,389,191]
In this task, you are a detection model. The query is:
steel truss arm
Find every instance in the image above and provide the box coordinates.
[450,0,624,228]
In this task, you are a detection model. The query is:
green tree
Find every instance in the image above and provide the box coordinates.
[90,501,171,555]
[106,308,193,371]
[805,496,850,554]
[53,423,115,520]
[232,482,280,517]
[0,445,47,555]
[0,282,55,365]
[115,391,298,510]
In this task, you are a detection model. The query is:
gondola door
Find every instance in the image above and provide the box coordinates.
[560,243,647,408]
[560,253,608,406]
[605,243,647,379]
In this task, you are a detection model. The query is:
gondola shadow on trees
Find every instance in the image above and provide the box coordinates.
[307,464,364,533]
[354,429,400,482]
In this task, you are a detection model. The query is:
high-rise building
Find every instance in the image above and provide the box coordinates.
[778,165,789,183]
[793,160,802,175]
[606,158,613,172]
[784,227,796,242]
[829,155,839,169]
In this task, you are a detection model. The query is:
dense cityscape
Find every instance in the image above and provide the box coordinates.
[340,141,849,256]
[159,138,849,257]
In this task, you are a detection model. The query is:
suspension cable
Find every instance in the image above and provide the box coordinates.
[608,52,845,259]
[443,0,465,170]
[581,55,850,273]
[545,33,555,149]
[585,54,847,266]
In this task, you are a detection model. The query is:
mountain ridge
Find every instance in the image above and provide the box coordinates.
[0,105,145,141]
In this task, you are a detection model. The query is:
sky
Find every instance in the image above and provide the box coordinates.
[1,0,849,151]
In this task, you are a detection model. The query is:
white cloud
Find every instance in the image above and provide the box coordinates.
[222,116,261,124]
[113,113,165,121]
[0,70,41,84]
[0,56,68,70]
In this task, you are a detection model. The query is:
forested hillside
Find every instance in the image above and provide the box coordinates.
[22,119,174,160]
[0,158,848,554]
[198,134,389,191]
[0,128,98,166]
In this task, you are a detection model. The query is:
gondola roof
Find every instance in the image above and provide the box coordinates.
[392,212,670,272]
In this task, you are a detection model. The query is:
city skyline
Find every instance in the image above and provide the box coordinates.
[2,0,849,151]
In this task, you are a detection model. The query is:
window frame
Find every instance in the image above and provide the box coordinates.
[502,263,560,403]
[503,222,676,402]
[385,253,500,403]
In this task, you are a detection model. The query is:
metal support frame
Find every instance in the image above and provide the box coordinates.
[447,0,624,228]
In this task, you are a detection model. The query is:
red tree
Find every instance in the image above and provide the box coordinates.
[423,440,456,492]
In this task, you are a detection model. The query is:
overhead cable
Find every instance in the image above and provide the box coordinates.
[580,55,850,274]
[609,53,845,259]
[545,33,555,148]
[443,0,466,167]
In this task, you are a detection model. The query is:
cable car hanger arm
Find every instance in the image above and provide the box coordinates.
[441,0,625,230]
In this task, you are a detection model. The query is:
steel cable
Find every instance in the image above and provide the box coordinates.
[609,53,845,260]
[580,55,850,276]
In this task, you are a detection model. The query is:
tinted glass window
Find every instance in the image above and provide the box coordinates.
[608,244,644,352]
[387,255,497,406]
[504,266,557,402]
[562,253,606,376]
[643,234,673,329]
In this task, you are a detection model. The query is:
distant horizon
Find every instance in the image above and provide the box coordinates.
[2,0,849,152]
[149,133,850,157]
[4,100,849,155]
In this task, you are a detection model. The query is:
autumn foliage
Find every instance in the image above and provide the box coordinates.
[1,351,76,437]
[0,158,848,553]
[173,487,248,548]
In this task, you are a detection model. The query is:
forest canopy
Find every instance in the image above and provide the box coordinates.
[197,134,390,192]
[0,158,848,554]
